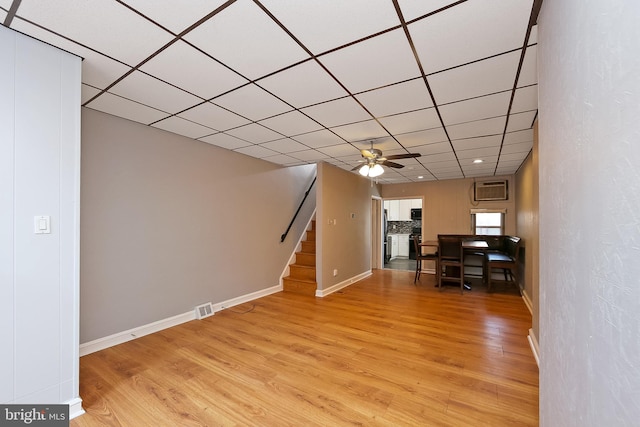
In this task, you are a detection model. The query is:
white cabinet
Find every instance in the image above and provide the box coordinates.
[385,199,417,220]
[398,200,412,220]
[398,235,410,257]
[390,235,399,258]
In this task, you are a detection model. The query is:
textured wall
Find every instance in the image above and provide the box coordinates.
[538,0,640,425]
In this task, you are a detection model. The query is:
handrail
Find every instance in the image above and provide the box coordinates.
[281,176,316,242]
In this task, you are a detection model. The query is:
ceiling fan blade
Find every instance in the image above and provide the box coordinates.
[382,160,405,169]
[384,153,421,160]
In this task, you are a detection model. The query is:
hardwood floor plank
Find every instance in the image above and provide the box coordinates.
[72,269,538,426]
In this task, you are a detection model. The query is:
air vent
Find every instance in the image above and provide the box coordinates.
[474,180,508,201]
[195,302,214,320]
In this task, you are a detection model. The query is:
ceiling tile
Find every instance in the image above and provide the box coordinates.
[428,51,521,104]
[178,102,249,131]
[330,120,388,143]
[455,146,500,160]
[319,28,419,94]
[452,135,502,152]
[301,97,370,128]
[262,153,303,165]
[318,144,360,157]
[292,129,346,149]
[289,149,332,162]
[499,152,529,163]
[447,116,506,140]
[395,127,448,148]
[507,111,536,132]
[529,25,538,44]
[82,84,101,104]
[109,70,201,114]
[258,60,348,108]
[258,111,322,137]
[199,133,251,150]
[397,0,462,22]
[260,138,308,154]
[355,78,434,117]
[140,40,247,99]
[412,141,453,156]
[225,123,283,144]
[121,0,228,34]
[409,0,532,73]
[518,45,538,87]
[234,144,280,159]
[14,0,174,65]
[214,84,291,121]
[10,19,132,90]
[511,85,538,114]
[421,151,458,164]
[504,129,534,144]
[0,10,6,22]
[85,92,169,125]
[261,0,400,54]
[151,116,215,139]
[184,0,309,80]
[378,108,441,135]
[501,141,533,155]
[439,91,511,126]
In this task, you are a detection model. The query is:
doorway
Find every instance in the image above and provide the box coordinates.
[382,198,422,271]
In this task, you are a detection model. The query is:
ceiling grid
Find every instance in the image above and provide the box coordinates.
[1,0,538,183]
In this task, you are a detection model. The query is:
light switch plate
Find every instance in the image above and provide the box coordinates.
[34,215,51,234]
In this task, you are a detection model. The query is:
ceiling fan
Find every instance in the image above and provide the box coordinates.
[351,143,421,177]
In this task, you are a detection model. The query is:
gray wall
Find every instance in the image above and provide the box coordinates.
[0,26,81,409]
[539,0,640,424]
[80,108,315,343]
[316,162,375,290]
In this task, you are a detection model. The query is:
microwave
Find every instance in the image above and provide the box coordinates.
[411,208,422,220]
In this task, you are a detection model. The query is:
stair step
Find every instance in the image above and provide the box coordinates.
[289,264,316,281]
[296,252,316,267]
[301,240,315,253]
[282,277,316,296]
[305,229,316,241]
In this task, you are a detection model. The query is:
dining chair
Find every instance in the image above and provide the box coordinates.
[486,236,521,292]
[413,235,438,284]
[437,235,464,293]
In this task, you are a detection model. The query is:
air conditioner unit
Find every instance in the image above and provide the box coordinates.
[474,180,508,201]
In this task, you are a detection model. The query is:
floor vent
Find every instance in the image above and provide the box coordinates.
[195,302,214,319]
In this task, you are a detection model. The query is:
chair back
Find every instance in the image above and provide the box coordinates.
[438,235,461,260]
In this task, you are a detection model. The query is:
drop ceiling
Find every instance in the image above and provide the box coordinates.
[1,0,539,183]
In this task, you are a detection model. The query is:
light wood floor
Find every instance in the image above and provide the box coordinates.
[72,270,538,426]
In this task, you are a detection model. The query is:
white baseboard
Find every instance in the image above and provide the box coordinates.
[66,396,85,419]
[528,328,540,367]
[79,285,282,356]
[522,289,533,315]
[315,271,372,297]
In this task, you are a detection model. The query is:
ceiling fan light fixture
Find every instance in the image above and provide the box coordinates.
[369,164,384,177]
[359,164,371,176]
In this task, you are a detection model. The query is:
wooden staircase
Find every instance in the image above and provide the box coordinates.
[283,221,316,296]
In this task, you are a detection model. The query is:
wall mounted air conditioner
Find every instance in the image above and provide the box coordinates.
[474,180,508,201]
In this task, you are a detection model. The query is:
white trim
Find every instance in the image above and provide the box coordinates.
[315,271,372,297]
[528,328,540,367]
[79,285,282,356]
[522,290,533,315]
[66,397,85,419]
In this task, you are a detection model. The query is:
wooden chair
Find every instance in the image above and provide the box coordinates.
[437,235,464,293]
[486,236,521,292]
[413,235,438,284]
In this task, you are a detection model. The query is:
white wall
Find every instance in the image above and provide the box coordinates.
[538,1,640,425]
[0,26,82,414]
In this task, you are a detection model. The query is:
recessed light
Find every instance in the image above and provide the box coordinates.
[473,159,484,164]
[417,175,424,179]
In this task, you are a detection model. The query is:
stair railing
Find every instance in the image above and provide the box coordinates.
[281,176,316,242]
